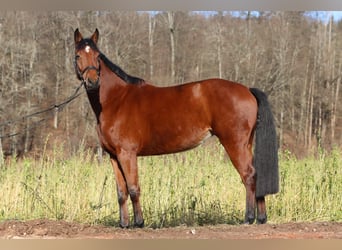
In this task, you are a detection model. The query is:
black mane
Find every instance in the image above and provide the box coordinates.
[99,53,144,85]
[76,38,144,85]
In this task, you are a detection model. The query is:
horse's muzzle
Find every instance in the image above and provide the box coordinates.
[84,77,100,91]
[81,66,100,91]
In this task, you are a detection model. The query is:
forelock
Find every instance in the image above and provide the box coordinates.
[76,38,99,52]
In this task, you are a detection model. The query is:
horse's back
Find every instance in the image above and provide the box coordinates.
[138,78,258,129]
[190,78,258,119]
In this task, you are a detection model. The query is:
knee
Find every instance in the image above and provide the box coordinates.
[128,186,140,201]
[117,190,128,205]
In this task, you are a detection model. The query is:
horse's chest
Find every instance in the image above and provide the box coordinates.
[96,124,115,153]
[97,119,140,154]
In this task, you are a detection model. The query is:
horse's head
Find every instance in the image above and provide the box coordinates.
[74,29,101,90]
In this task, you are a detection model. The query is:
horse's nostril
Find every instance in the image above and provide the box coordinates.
[88,77,98,85]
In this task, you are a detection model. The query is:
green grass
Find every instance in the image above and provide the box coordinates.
[0,142,341,228]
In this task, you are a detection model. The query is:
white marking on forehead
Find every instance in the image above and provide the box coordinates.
[85,46,91,53]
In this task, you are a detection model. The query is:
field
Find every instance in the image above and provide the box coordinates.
[0,140,341,238]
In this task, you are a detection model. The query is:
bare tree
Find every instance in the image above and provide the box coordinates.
[166,11,176,82]
[0,11,340,158]
[148,14,156,79]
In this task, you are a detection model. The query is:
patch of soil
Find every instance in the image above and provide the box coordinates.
[0,219,341,239]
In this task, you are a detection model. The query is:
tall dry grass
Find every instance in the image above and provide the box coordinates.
[0,142,340,227]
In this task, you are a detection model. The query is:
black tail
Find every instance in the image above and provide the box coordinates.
[250,88,279,198]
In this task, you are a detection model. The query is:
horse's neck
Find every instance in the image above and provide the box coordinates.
[99,62,128,102]
[86,64,128,122]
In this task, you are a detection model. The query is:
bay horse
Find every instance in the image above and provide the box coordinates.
[74,29,279,228]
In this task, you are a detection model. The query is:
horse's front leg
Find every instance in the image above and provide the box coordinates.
[117,150,144,228]
[110,156,130,228]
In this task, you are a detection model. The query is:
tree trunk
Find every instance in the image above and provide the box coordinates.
[331,72,340,144]
[216,22,223,79]
[148,14,156,79]
[307,75,315,150]
[299,63,310,145]
[167,11,176,83]
[0,136,4,166]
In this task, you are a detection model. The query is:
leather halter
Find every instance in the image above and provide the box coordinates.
[74,55,101,90]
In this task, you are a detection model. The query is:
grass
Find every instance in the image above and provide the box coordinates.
[0,141,341,228]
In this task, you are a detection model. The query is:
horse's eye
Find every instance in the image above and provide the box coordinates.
[75,55,80,60]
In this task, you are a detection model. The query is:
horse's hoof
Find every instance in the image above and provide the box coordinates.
[119,222,129,229]
[257,215,267,224]
[244,217,255,225]
[134,220,144,228]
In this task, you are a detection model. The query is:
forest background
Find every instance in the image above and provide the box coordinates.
[0,11,341,160]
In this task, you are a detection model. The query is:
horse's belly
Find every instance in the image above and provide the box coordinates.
[139,128,213,156]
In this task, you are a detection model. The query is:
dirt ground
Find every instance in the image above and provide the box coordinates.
[0,219,341,239]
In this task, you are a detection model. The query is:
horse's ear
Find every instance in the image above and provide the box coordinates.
[74,28,83,44]
[91,28,99,44]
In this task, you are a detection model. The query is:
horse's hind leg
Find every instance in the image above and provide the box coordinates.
[256,196,267,224]
[220,140,256,224]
